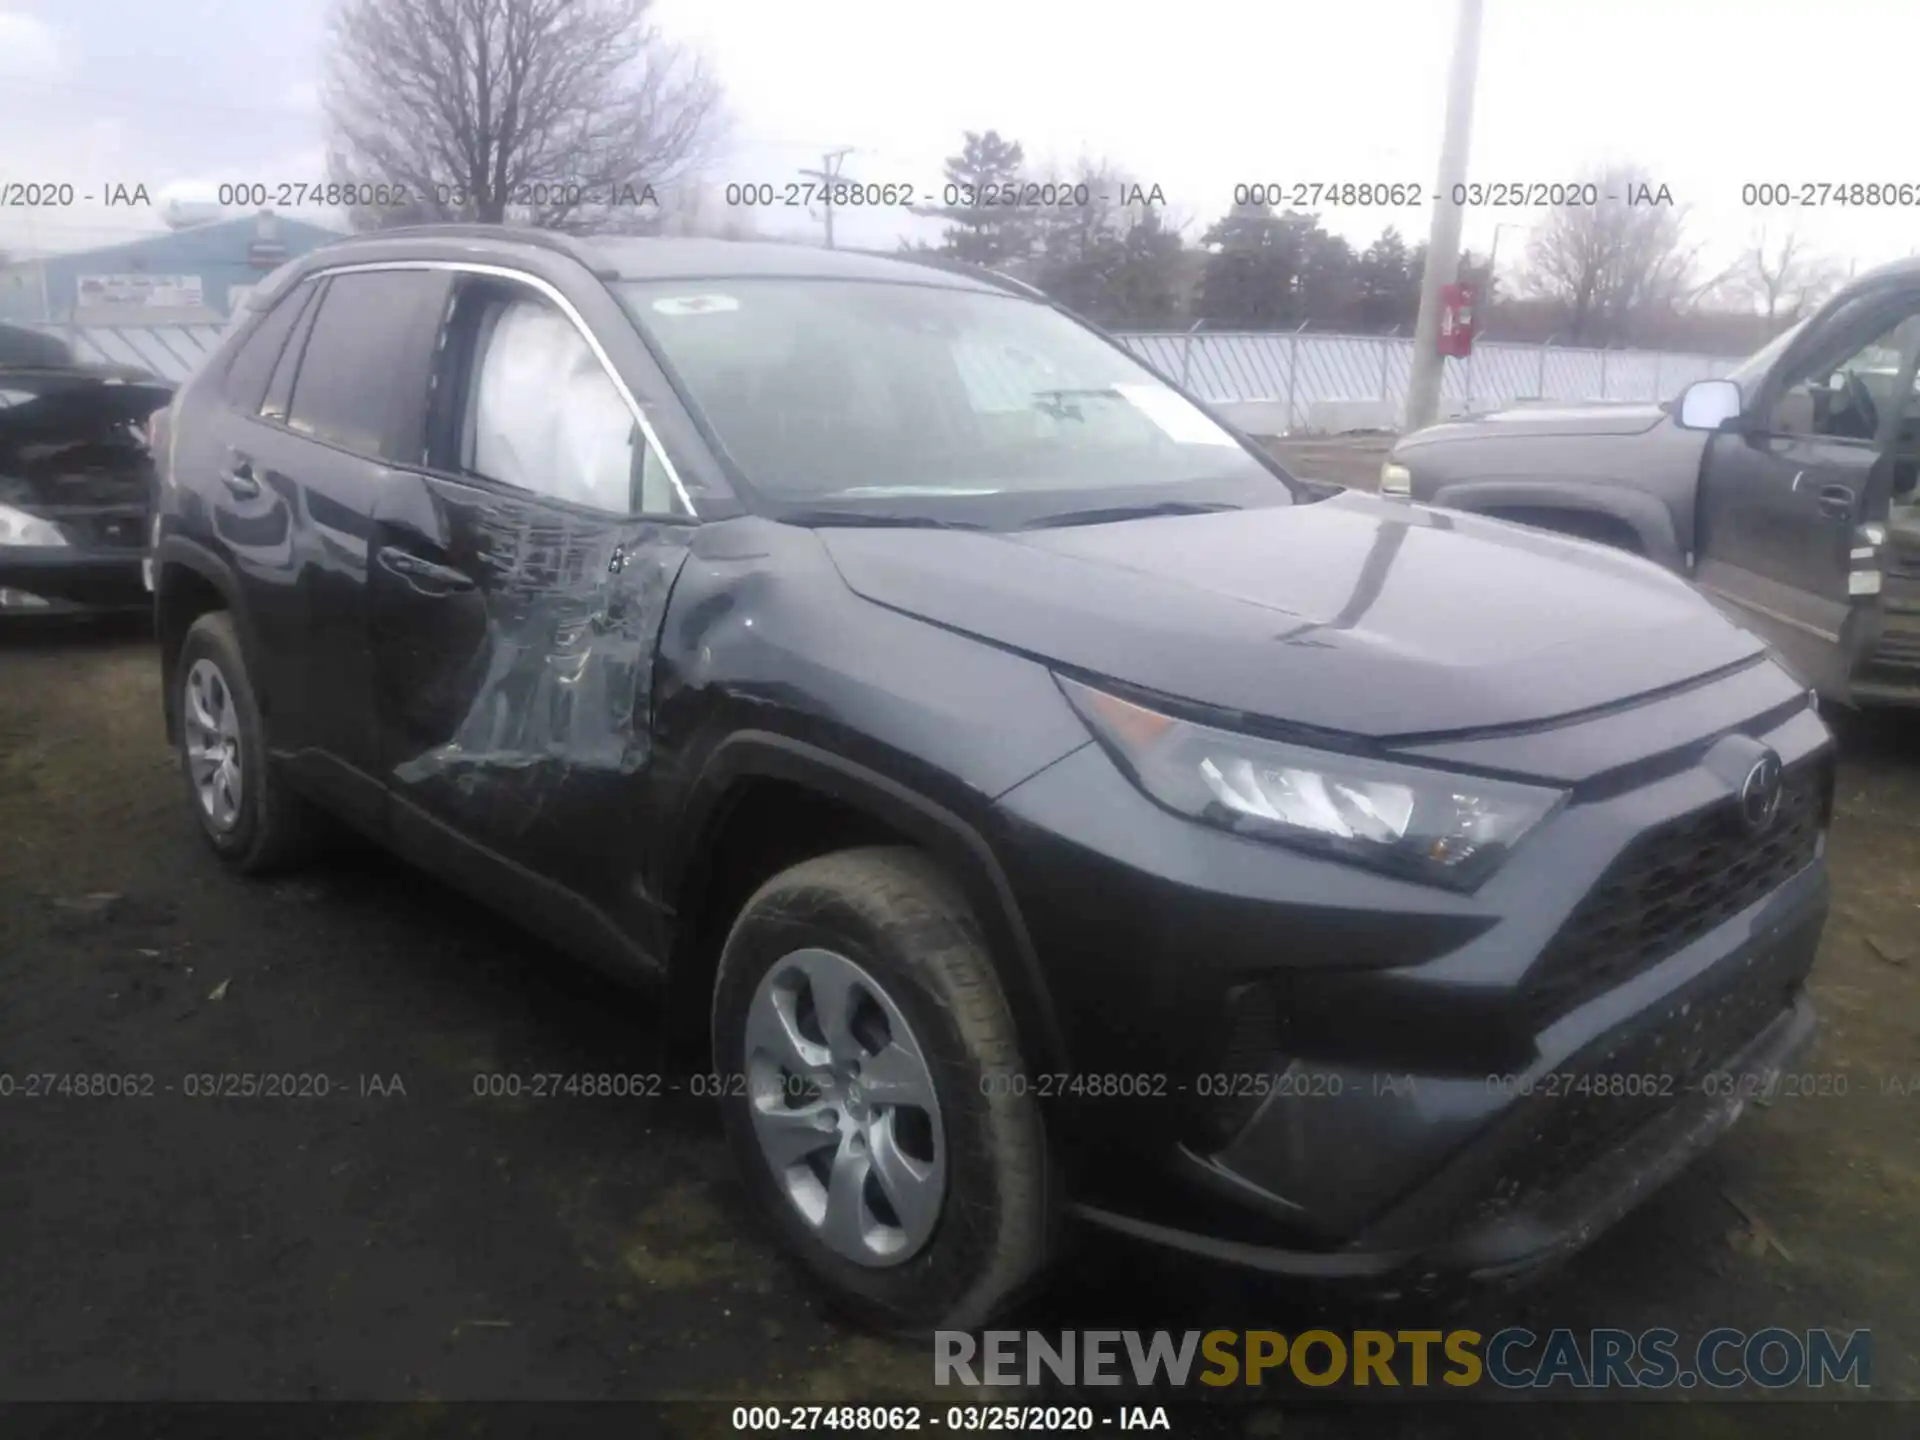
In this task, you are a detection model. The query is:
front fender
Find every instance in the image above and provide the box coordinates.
[1427,478,1687,572]
[667,729,1070,1075]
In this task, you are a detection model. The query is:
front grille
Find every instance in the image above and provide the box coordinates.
[1870,627,1920,671]
[1527,761,1827,1019]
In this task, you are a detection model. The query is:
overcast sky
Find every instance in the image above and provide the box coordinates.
[5,0,1919,292]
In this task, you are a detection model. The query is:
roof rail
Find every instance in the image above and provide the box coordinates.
[345,222,609,270]
[871,249,1051,301]
[245,223,617,314]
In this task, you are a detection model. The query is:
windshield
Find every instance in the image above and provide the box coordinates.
[616,278,1294,525]
[1725,319,1808,390]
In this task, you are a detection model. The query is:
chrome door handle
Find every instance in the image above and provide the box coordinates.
[376,546,476,593]
[222,461,260,499]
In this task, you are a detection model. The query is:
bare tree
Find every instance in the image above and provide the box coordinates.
[1517,164,1727,345]
[1739,224,1844,324]
[322,0,725,235]
[1018,157,1188,328]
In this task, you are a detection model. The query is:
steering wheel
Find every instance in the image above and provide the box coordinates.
[1841,371,1881,441]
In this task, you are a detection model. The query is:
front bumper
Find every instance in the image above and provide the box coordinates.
[1076,936,1818,1285]
[991,661,1832,1281]
[1847,561,1920,706]
[0,546,148,612]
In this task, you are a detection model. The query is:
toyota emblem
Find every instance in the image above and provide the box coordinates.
[1739,753,1783,833]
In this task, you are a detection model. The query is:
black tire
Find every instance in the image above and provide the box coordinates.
[172,611,318,874]
[712,846,1055,1334]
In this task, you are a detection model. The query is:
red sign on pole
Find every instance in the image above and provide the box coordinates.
[1438,281,1479,357]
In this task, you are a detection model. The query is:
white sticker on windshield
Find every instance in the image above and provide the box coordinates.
[1114,383,1238,446]
[652,294,740,316]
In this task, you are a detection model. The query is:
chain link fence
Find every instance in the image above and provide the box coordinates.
[1113,329,1745,435]
[35,319,1747,441]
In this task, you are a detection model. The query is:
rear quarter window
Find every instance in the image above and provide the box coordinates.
[220,284,313,414]
[262,282,324,424]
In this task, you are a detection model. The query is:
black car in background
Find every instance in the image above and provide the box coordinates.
[0,324,172,617]
[150,226,1833,1331]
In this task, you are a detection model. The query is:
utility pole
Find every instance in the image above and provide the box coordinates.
[1402,0,1485,434]
[798,147,856,249]
[24,211,53,323]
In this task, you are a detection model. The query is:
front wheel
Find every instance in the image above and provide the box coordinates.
[711,846,1055,1333]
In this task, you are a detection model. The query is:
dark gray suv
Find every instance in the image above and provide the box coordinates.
[150,225,1835,1331]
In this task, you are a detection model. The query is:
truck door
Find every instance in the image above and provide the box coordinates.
[1693,286,1920,699]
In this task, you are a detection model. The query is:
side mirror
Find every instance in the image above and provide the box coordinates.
[1677,378,1744,431]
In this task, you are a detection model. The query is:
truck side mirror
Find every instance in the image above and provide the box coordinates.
[1677,378,1743,431]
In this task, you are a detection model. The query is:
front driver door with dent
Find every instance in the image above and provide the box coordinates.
[1693,288,1916,697]
[367,270,698,974]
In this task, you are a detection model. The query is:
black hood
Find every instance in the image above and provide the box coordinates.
[817,490,1766,740]
[0,367,172,511]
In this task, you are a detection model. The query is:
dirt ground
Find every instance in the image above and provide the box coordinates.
[1263,434,1399,491]
[1,611,1916,1435]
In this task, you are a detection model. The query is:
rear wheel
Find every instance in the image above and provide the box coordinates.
[711,846,1055,1333]
[173,612,318,874]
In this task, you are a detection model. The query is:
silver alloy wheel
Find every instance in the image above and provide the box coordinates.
[183,657,243,832]
[742,947,946,1266]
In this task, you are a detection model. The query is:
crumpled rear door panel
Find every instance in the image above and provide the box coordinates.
[370,470,691,936]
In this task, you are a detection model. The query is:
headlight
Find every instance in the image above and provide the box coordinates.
[0,503,67,547]
[1059,678,1565,890]
[1378,462,1412,497]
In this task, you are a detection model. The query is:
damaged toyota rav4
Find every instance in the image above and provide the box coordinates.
[151,227,1835,1331]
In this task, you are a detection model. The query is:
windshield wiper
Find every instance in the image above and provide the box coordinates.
[1017,500,1241,530]
[781,508,990,531]
[824,485,1003,498]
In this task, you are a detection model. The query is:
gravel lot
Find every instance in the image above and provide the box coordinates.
[1263,435,1398,491]
[2,609,1916,1434]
